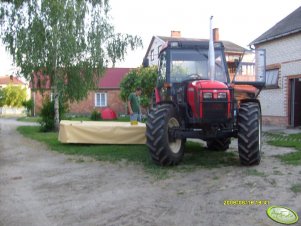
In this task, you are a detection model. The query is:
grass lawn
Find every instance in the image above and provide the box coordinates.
[17,125,238,178]
[267,132,301,165]
[17,116,41,123]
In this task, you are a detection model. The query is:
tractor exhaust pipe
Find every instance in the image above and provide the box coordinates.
[209,16,215,81]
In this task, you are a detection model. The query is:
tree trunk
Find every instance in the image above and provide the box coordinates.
[53,85,60,132]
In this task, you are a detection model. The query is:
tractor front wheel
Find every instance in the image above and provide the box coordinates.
[237,102,262,166]
[146,104,185,166]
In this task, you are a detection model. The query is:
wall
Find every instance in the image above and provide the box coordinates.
[256,32,301,126]
[31,90,50,116]
[147,37,165,66]
[0,107,25,116]
[68,89,126,115]
[33,89,126,116]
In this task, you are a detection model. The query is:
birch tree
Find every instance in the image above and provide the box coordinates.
[0,0,142,131]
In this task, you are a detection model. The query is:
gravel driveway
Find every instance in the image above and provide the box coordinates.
[0,118,300,226]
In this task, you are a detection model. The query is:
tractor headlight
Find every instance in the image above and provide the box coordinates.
[217,92,227,99]
[203,92,213,99]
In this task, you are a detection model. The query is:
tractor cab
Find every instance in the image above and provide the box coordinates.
[156,41,230,104]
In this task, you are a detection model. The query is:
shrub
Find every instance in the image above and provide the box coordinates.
[90,109,101,121]
[120,66,157,109]
[22,99,34,116]
[39,97,68,132]
[1,84,27,107]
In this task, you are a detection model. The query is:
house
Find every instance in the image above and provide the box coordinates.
[0,75,25,88]
[144,29,246,79]
[0,75,30,115]
[250,6,301,127]
[31,68,132,116]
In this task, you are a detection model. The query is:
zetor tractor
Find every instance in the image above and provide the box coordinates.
[145,40,266,166]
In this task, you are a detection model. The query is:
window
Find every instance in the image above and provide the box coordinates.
[157,45,162,55]
[150,49,154,61]
[169,49,227,83]
[95,92,107,107]
[158,51,167,86]
[265,69,279,89]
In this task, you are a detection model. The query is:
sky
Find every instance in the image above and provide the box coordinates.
[0,0,300,76]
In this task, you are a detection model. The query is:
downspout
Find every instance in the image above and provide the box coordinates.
[33,91,36,117]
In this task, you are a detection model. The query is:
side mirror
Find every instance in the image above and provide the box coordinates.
[142,58,149,68]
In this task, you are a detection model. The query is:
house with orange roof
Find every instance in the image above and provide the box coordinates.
[0,75,30,115]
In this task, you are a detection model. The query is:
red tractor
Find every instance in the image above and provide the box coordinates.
[144,39,266,166]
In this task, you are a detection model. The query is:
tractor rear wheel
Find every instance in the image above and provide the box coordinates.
[206,138,231,151]
[237,102,262,166]
[146,104,185,166]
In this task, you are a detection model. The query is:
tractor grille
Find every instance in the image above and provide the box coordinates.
[203,101,228,120]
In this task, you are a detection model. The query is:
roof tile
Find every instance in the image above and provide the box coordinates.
[251,6,301,45]
[0,76,25,85]
[98,68,132,88]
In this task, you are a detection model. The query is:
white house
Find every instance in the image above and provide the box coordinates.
[144,30,246,80]
[250,6,301,127]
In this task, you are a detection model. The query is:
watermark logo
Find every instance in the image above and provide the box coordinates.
[267,206,299,225]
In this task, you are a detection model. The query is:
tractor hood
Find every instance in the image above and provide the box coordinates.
[186,80,232,119]
[189,80,228,90]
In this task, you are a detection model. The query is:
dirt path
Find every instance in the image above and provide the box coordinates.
[0,118,300,226]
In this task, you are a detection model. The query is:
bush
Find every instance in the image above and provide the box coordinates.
[39,97,67,132]
[90,109,101,121]
[22,99,34,116]
[0,89,4,107]
[1,84,27,107]
[120,66,157,109]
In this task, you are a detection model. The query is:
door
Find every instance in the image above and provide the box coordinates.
[290,78,301,127]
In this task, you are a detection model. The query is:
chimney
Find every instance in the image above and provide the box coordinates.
[171,30,181,38]
[213,28,219,42]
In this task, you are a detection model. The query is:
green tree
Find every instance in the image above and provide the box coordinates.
[22,99,34,116]
[0,89,4,107]
[0,0,142,131]
[120,66,157,109]
[120,69,142,103]
[139,66,158,107]
[39,96,68,132]
[0,84,27,107]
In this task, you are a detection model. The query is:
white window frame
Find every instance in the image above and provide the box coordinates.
[265,69,280,89]
[157,45,162,55]
[95,92,107,107]
[150,49,154,61]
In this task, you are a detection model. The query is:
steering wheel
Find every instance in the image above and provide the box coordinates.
[185,74,203,80]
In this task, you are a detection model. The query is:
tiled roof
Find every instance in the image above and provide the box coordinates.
[250,6,301,45]
[30,68,132,90]
[150,36,245,54]
[98,68,132,88]
[0,76,25,85]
